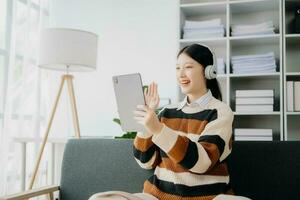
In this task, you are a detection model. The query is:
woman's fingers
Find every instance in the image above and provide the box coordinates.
[154,83,158,97]
[134,116,144,122]
[137,104,148,111]
[149,82,153,97]
[133,110,146,117]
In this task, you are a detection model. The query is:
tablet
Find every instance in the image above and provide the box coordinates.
[112,73,146,132]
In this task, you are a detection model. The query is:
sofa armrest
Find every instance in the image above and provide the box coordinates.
[0,185,59,200]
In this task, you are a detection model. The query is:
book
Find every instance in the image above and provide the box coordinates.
[287,81,294,112]
[294,81,300,111]
[235,97,274,105]
[235,128,272,136]
[234,136,273,141]
[236,105,273,112]
[235,90,274,97]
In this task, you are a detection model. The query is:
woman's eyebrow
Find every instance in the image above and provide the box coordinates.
[184,62,194,65]
[176,62,194,66]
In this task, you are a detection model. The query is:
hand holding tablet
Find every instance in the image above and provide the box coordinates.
[133,82,163,135]
[112,73,163,134]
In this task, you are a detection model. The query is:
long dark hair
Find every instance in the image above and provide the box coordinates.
[177,43,222,101]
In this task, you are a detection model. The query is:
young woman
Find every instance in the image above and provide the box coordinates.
[132,44,251,200]
[89,44,251,200]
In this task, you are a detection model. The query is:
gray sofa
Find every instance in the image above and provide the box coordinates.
[1,139,300,200]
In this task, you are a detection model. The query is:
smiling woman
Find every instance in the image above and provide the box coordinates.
[88,44,251,200]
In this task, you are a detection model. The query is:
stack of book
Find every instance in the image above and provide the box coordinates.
[286,81,300,111]
[235,90,274,112]
[231,21,275,36]
[231,52,276,74]
[234,128,273,141]
[183,18,225,39]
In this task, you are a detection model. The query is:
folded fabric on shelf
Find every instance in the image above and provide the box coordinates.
[231,20,276,36]
[183,18,225,39]
[231,52,277,74]
[184,18,222,29]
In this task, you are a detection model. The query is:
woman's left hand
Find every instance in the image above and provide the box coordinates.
[133,105,163,135]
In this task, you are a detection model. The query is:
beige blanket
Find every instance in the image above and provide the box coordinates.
[88,191,158,200]
[89,191,252,200]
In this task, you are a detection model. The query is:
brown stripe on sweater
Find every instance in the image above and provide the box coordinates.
[159,158,229,176]
[151,150,162,169]
[134,136,154,152]
[159,157,189,173]
[168,136,189,163]
[199,142,220,171]
[144,180,217,200]
[203,162,229,176]
[161,117,209,135]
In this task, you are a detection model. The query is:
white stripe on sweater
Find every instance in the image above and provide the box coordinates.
[189,142,212,173]
[154,167,229,186]
[152,125,179,153]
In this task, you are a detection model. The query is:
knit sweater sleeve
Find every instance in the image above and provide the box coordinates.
[133,131,160,170]
[132,109,165,170]
[151,104,234,174]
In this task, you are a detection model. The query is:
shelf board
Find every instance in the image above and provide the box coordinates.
[234,111,280,115]
[285,34,300,38]
[286,72,300,76]
[216,74,228,78]
[180,1,227,8]
[180,37,226,43]
[286,112,300,115]
[179,37,226,46]
[230,34,279,41]
[229,73,280,78]
[229,0,274,5]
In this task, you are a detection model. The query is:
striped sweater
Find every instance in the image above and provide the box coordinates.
[133,90,234,200]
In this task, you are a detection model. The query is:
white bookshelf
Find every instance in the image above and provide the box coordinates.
[178,0,284,141]
[283,0,300,140]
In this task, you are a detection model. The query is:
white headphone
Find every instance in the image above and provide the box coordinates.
[200,44,217,80]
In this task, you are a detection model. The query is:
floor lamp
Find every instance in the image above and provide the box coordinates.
[28,28,98,190]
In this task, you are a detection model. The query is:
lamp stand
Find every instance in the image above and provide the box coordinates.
[28,74,81,190]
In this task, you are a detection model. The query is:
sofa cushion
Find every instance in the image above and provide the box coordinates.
[60,139,151,200]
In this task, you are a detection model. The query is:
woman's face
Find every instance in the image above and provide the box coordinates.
[176,53,206,96]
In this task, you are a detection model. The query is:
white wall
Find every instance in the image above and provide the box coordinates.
[48,0,180,137]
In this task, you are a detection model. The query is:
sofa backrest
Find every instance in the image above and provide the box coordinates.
[60,139,300,200]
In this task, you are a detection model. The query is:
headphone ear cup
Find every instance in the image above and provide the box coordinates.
[205,65,217,80]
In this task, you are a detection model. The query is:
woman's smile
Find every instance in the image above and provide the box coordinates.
[180,79,191,86]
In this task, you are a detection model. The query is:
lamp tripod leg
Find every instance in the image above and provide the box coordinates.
[65,75,81,138]
[28,76,66,190]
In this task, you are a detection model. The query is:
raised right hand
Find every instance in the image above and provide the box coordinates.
[144,82,160,110]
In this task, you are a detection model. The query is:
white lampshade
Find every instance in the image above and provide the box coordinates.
[38,28,98,72]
